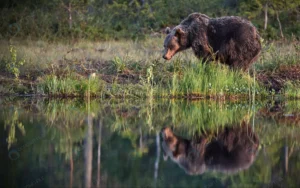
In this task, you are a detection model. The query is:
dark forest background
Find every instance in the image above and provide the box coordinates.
[1,0,299,41]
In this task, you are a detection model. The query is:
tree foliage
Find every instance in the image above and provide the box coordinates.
[0,0,299,40]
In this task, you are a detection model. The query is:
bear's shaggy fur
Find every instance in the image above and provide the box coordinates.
[161,122,259,175]
[163,13,261,70]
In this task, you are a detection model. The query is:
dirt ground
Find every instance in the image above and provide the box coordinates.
[256,65,300,92]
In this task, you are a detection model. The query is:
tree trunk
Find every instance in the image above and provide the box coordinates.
[276,10,284,38]
[264,3,268,30]
[61,1,73,29]
[139,127,143,150]
[68,2,72,29]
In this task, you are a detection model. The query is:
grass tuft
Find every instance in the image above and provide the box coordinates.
[39,74,105,97]
[157,60,267,99]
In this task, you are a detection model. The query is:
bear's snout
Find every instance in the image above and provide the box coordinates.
[161,127,174,139]
[162,55,168,60]
[163,54,171,60]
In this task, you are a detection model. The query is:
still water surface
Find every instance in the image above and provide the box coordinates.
[1,98,300,188]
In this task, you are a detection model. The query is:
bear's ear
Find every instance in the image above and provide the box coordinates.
[165,27,171,34]
[176,28,185,36]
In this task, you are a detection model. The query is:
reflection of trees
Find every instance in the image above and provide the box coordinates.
[4,108,25,149]
[97,118,102,188]
[84,107,93,187]
[154,131,160,187]
[1,99,300,187]
[228,101,300,188]
[100,100,300,188]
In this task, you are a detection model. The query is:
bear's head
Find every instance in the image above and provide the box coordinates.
[161,127,206,175]
[162,27,187,60]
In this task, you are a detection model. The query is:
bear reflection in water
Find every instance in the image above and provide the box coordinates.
[161,122,259,175]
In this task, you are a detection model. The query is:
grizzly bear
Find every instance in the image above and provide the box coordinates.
[161,122,259,175]
[162,13,261,70]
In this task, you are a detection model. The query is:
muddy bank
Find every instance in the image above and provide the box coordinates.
[0,60,299,98]
[256,65,300,92]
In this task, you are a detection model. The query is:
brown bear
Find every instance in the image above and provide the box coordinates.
[161,122,259,175]
[162,13,261,71]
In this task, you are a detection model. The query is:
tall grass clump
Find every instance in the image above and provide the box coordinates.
[161,60,266,99]
[284,81,300,99]
[39,75,105,97]
[255,41,300,71]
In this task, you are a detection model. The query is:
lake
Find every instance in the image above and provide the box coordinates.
[1,98,300,188]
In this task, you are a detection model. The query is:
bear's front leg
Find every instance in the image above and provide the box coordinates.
[193,43,213,63]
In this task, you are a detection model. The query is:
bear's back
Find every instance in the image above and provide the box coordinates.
[208,16,256,42]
